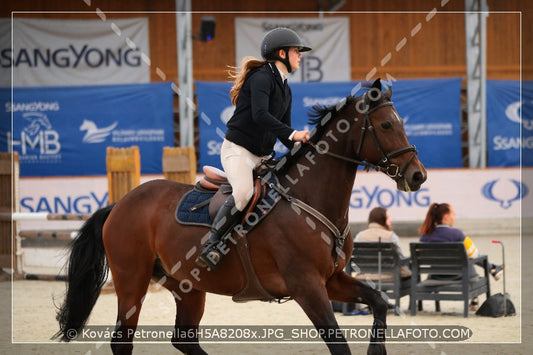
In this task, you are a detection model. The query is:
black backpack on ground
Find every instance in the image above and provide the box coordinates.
[476,293,516,317]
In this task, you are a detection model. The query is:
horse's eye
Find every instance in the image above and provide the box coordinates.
[381,121,392,129]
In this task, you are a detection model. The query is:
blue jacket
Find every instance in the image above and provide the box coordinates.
[225,63,295,156]
[420,225,466,242]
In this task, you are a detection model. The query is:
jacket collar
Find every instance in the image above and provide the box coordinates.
[268,62,286,88]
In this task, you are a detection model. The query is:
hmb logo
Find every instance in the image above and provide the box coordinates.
[301,56,323,82]
[13,112,61,155]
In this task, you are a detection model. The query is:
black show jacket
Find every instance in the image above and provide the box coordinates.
[225,63,295,157]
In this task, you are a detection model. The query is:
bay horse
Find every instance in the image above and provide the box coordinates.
[54,78,426,355]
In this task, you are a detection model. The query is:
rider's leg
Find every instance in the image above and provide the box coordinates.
[196,140,258,269]
[195,195,243,269]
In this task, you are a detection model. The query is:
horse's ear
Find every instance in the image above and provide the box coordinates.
[368,78,383,102]
[383,86,392,100]
[371,78,382,91]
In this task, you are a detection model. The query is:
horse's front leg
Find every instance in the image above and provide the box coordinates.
[289,275,351,355]
[326,271,388,355]
[160,277,208,355]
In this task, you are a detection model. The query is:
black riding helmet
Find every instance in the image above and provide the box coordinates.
[260,27,312,73]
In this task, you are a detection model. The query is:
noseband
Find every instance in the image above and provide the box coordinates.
[308,95,418,182]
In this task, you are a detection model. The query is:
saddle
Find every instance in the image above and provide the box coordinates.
[175,165,280,302]
[198,166,270,222]
[199,166,227,189]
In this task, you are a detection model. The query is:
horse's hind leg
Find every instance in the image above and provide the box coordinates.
[108,261,153,355]
[327,271,388,355]
[162,278,208,355]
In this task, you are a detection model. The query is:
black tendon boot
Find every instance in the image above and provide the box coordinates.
[196,195,242,269]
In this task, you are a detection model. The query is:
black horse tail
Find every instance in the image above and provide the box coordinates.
[53,204,114,341]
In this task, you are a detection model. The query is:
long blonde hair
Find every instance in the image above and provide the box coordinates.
[228,56,268,105]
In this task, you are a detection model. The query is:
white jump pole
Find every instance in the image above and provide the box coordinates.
[11,212,49,221]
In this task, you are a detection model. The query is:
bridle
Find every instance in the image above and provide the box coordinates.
[308,94,418,182]
[264,92,418,269]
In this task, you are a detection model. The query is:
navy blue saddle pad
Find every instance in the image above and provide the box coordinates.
[176,187,214,226]
[175,172,280,230]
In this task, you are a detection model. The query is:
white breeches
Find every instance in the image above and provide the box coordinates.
[220,139,270,211]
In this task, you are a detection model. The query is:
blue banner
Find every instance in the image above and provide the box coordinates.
[486,80,533,167]
[197,78,463,169]
[0,82,174,176]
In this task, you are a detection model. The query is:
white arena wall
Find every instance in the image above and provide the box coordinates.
[15,167,531,274]
[16,167,531,230]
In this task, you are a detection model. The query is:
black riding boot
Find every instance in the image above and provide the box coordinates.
[196,195,242,269]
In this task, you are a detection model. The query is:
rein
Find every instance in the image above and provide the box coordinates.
[308,98,418,182]
[260,94,418,269]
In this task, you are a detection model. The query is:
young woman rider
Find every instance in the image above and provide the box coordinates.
[196,27,312,269]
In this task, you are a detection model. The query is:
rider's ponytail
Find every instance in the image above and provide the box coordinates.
[228,56,266,105]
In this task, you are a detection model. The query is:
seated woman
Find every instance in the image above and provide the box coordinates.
[355,206,411,278]
[418,202,503,310]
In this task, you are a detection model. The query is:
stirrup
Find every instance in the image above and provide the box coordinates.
[196,194,240,270]
[196,248,222,269]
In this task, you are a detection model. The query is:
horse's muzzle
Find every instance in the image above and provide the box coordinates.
[397,166,427,192]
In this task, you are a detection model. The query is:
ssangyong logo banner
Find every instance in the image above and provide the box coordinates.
[0,82,174,176]
[487,80,533,167]
[0,17,150,87]
[347,167,526,222]
[15,168,530,226]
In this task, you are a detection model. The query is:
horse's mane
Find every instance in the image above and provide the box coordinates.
[274,82,391,175]
[274,94,356,174]
[306,80,392,143]
[307,95,357,143]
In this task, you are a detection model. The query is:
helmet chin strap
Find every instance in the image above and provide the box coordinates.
[281,48,292,73]
[271,48,292,73]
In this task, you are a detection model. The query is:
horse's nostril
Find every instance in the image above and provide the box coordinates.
[412,171,424,183]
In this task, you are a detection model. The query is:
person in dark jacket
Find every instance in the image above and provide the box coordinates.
[196,27,311,269]
[419,202,503,310]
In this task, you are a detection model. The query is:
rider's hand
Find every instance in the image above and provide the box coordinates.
[293,130,310,143]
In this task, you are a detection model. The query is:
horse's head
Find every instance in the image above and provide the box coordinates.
[307,78,426,192]
[352,79,426,191]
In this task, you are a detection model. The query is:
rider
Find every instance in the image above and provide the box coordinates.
[196,27,312,269]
